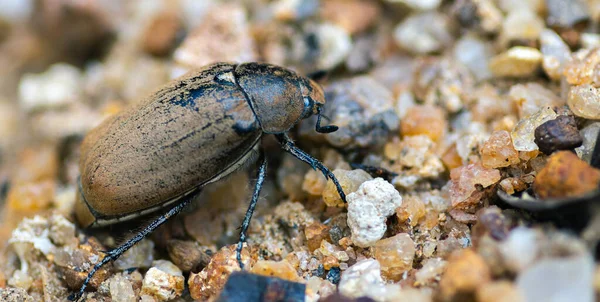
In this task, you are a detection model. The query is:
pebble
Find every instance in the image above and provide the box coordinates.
[533,151,600,199]
[188,244,257,301]
[476,281,525,302]
[516,255,595,302]
[140,260,185,301]
[563,48,600,86]
[166,239,211,272]
[509,83,563,119]
[489,47,543,78]
[568,84,600,119]
[500,10,544,46]
[575,122,600,163]
[300,76,398,149]
[305,222,331,252]
[479,130,520,168]
[108,273,137,302]
[400,104,447,142]
[395,195,426,227]
[415,258,447,286]
[323,169,372,208]
[453,35,493,81]
[540,29,571,81]
[218,271,306,302]
[338,259,389,300]
[371,233,415,281]
[250,260,302,282]
[114,239,154,270]
[534,115,583,154]
[313,23,353,71]
[511,106,559,151]
[320,0,380,35]
[141,11,182,57]
[0,287,35,302]
[386,0,441,11]
[173,3,256,71]
[448,163,501,210]
[437,249,491,301]
[347,178,402,247]
[18,63,82,111]
[393,12,453,54]
[499,227,541,273]
[384,135,445,180]
[270,0,319,21]
[546,0,590,28]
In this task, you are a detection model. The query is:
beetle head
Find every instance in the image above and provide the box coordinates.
[235,63,335,134]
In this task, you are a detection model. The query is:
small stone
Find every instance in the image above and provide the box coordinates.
[509,83,563,119]
[415,258,447,286]
[395,195,426,227]
[114,239,154,270]
[453,35,493,81]
[386,0,441,10]
[511,106,559,151]
[109,273,136,302]
[18,63,82,111]
[323,169,372,208]
[173,3,256,71]
[563,48,600,86]
[385,135,445,179]
[489,47,543,78]
[250,260,302,282]
[498,177,528,195]
[575,122,600,163]
[473,206,509,242]
[516,255,595,302]
[305,222,331,252]
[393,12,454,54]
[0,287,35,302]
[371,233,415,281]
[500,10,544,46]
[400,104,447,142]
[534,115,583,155]
[166,240,211,272]
[313,23,353,71]
[499,227,541,273]
[568,84,600,119]
[546,0,590,28]
[533,151,600,199]
[347,178,403,247]
[188,244,257,301]
[320,0,380,35]
[448,163,501,210]
[140,260,184,301]
[540,29,571,80]
[142,11,182,57]
[479,130,520,168]
[300,76,398,149]
[437,249,491,301]
[338,259,386,300]
[441,143,463,171]
[476,281,525,302]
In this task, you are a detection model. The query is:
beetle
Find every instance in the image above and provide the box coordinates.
[69,62,346,300]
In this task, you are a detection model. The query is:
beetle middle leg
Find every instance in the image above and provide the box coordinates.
[275,133,346,202]
[236,153,268,269]
[68,192,198,301]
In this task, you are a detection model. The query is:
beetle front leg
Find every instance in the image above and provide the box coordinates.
[275,133,346,203]
[236,153,267,269]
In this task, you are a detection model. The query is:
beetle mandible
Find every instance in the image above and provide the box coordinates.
[70,62,346,300]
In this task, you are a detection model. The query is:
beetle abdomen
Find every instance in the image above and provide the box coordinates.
[78,63,261,222]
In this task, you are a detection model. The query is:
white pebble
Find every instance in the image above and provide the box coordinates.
[141,260,184,301]
[347,178,402,247]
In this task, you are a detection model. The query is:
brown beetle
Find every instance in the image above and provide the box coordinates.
[70,62,345,300]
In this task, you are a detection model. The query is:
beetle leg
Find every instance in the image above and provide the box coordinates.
[275,134,346,202]
[236,154,268,269]
[68,192,197,302]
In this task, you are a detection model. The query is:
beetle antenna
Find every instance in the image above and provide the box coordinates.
[315,107,338,134]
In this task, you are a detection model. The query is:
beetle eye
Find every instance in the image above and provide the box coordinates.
[303,97,314,118]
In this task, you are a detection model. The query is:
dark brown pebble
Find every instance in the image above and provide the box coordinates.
[166,239,212,273]
[534,115,582,155]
